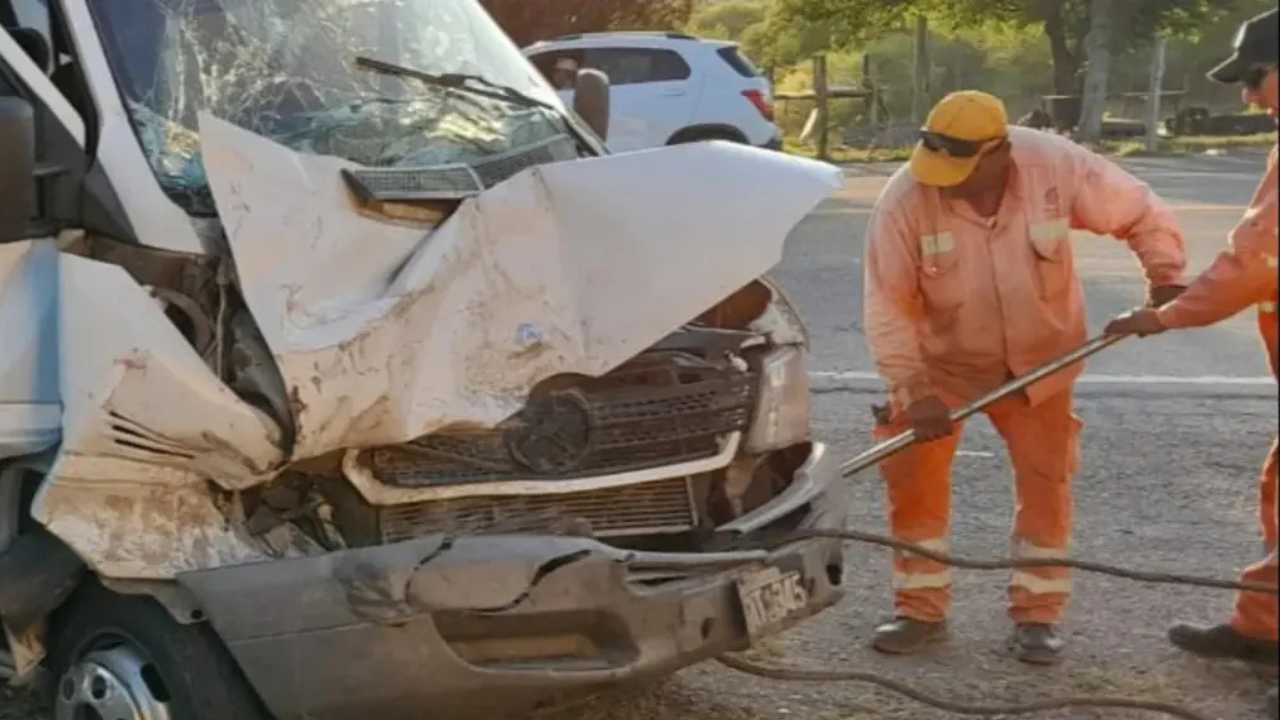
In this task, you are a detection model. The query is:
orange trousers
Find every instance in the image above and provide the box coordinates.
[1230,436,1279,641]
[875,387,1082,625]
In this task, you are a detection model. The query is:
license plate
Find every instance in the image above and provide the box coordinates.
[735,567,809,640]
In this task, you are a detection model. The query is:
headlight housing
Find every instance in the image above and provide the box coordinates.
[744,345,811,453]
[696,276,812,454]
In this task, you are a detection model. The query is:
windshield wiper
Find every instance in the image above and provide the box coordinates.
[355,56,553,112]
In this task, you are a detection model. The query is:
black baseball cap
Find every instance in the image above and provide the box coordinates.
[1208,7,1279,84]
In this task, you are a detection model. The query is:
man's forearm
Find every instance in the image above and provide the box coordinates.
[865,308,934,408]
[1127,230,1189,289]
[1071,151,1188,287]
[882,369,935,410]
[1156,251,1267,329]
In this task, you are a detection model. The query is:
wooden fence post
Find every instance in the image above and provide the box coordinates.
[1145,36,1167,152]
[911,14,929,122]
[814,54,829,160]
[864,53,879,126]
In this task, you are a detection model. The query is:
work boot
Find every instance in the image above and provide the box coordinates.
[1267,685,1278,720]
[1167,623,1279,666]
[1009,623,1066,665]
[871,618,947,655]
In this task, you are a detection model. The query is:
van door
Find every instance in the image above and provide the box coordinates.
[582,46,698,153]
[0,16,84,460]
[0,238,59,462]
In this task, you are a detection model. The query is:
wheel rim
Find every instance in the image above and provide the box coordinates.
[54,642,173,720]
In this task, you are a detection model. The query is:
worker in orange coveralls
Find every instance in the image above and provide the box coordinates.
[1105,8,1279,718]
[863,90,1189,664]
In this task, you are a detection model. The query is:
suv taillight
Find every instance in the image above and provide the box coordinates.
[742,89,774,122]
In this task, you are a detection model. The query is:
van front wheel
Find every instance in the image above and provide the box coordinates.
[49,580,271,720]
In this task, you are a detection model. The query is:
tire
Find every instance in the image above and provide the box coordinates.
[668,130,745,146]
[48,579,273,720]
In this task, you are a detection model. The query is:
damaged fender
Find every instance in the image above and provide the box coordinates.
[201,113,844,460]
[30,255,286,578]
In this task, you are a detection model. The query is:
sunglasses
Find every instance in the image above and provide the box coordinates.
[1243,65,1276,90]
[919,130,1005,158]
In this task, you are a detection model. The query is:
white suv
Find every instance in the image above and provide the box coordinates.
[524,31,781,154]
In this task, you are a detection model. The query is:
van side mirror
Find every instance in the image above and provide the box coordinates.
[0,97,36,243]
[573,68,610,142]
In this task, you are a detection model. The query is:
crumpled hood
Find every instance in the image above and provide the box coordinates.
[199,113,843,461]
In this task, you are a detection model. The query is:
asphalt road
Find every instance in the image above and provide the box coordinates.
[4,152,1277,720]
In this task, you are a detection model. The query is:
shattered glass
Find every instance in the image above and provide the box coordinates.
[94,0,574,215]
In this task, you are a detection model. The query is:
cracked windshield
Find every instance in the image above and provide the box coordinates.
[94,0,571,214]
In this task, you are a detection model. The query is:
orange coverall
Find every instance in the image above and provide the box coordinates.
[1155,145,1279,642]
[864,127,1188,625]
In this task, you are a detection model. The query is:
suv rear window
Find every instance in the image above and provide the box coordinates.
[716,46,761,78]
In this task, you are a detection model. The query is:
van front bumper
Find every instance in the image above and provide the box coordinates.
[178,442,847,720]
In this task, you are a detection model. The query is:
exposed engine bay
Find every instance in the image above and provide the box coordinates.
[234,286,816,556]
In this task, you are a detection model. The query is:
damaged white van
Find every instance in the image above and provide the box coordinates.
[0,1,848,718]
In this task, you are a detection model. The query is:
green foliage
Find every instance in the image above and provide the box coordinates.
[479,0,695,46]
[777,0,1250,48]
[686,0,829,68]
[686,0,769,39]
[776,0,1026,47]
[767,0,1259,104]
[749,6,832,68]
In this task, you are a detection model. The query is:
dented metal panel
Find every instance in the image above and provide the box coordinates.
[29,254,286,577]
[32,114,841,580]
[202,113,842,461]
[175,527,845,720]
[52,254,284,484]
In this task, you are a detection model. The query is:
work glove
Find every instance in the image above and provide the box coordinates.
[871,403,893,427]
[905,395,955,441]
[1104,308,1168,337]
[1146,284,1186,308]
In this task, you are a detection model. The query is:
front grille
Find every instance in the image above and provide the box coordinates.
[368,353,754,487]
[377,477,697,542]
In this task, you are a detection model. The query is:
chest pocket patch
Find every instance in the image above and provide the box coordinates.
[1029,218,1071,255]
[921,232,956,257]
[1028,218,1072,300]
[918,231,963,310]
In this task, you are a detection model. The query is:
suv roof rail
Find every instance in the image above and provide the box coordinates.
[547,31,698,42]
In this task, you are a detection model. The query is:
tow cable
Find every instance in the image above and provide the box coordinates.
[718,335,1277,720]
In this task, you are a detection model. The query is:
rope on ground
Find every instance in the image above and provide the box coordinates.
[773,528,1279,594]
[710,528,1269,718]
[717,654,1212,720]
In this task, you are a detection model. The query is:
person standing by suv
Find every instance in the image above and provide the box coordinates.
[863,90,1188,664]
[1104,8,1279,718]
[550,56,579,90]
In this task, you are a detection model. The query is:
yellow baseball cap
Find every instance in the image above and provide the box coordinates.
[909,91,1009,188]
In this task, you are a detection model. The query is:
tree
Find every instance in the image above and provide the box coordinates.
[686,0,769,40]
[479,0,695,47]
[1075,0,1115,141]
[742,3,831,70]
[777,0,1250,98]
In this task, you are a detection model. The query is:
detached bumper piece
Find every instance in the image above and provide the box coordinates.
[179,532,843,720]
